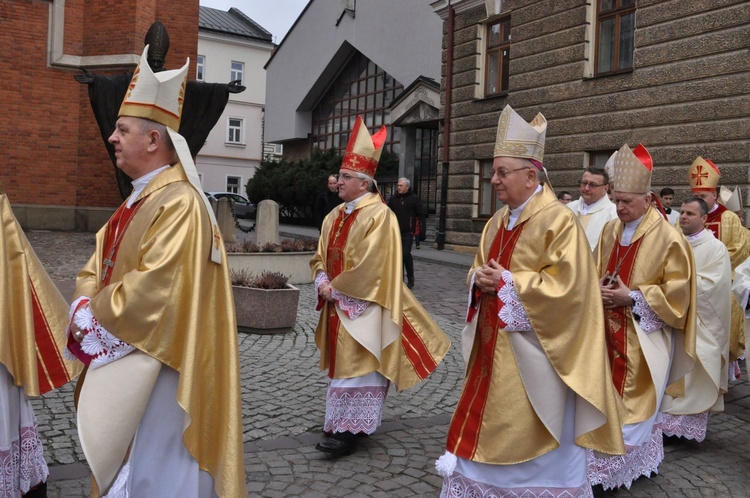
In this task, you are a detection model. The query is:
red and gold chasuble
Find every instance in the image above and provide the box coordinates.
[324,209,361,378]
[705,203,726,240]
[447,221,525,460]
[603,239,643,396]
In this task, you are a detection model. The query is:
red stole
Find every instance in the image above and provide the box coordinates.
[29,280,73,393]
[324,209,361,378]
[66,200,143,365]
[447,219,525,459]
[705,203,726,240]
[603,238,643,396]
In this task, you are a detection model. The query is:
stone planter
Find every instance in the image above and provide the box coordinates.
[233,284,300,334]
[226,252,314,285]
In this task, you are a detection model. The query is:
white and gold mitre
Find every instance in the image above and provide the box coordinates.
[613,144,652,194]
[720,185,742,212]
[493,105,546,163]
[688,156,720,193]
[119,45,188,131]
[604,150,618,182]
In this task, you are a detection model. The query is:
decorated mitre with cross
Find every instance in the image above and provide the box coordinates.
[118,45,223,264]
[613,144,652,194]
[341,116,387,178]
[493,105,547,165]
[688,156,720,193]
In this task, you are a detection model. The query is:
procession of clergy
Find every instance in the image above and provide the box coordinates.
[2,44,749,498]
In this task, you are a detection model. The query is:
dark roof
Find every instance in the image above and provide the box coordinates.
[199,6,273,43]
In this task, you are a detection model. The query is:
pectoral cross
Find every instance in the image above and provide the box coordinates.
[101,251,115,281]
[605,270,618,286]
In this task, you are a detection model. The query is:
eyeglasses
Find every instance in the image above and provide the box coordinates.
[494,167,530,179]
[338,173,361,182]
[580,181,606,188]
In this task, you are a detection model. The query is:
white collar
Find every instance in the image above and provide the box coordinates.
[127,165,170,208]
[507,184,542,230]
[620,214,646,246]
[685,228,706,244]
[709,203,719,214]
[579,194,611,214]
[344,192,370,214]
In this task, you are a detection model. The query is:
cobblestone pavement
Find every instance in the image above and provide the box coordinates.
[23,230,750,497]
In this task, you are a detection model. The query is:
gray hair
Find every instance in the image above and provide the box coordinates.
[355,172,378,193]
[398,177,411,188]
[135,118,175,152]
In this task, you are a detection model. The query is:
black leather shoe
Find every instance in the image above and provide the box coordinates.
[315,437,356,456]
[407,280,414,289]
[23,481,47,498]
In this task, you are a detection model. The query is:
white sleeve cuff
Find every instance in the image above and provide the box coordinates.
[497,270,533,332]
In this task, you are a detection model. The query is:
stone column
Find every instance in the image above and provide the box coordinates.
[256,199,280,246]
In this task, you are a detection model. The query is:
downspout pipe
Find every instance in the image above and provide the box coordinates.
[436,0,454,250]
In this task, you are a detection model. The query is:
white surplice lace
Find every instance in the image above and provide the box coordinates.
[315,271,369,319]
[64,296,135,369]
[629,290,666,333]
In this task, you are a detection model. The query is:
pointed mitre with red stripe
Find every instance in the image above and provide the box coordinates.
[341,116,387,177]
[613,143,653,194]
[688,156,721,193]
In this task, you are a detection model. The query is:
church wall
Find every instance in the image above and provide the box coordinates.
[0,0,198,230]
[435,0,750,249]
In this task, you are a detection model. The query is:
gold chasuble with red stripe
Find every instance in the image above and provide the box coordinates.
[0,193,81,396]
[310,192,450,391]
[447,184,624,465]
[596,207,697,425]
[706,204,749,361]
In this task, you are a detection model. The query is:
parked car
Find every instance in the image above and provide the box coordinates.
[205,192,256,219]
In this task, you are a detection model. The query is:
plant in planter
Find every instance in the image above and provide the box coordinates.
[231,269,300,333]
[225,238,318,285]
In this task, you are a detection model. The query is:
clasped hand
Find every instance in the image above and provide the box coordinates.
[600,274,633,309]
[475,259,506,294]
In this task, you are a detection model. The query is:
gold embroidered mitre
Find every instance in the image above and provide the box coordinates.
[688,156,720,193]
[613,144,652,194]
[118,45,188,131]
[493,105,546,163]
[720,185,742,212]
[341,116,387,177]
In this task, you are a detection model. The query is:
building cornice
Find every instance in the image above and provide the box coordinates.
[430,0,486,21]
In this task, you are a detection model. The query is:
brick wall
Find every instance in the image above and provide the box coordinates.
[438,0,750,247]
[0,0,199,225]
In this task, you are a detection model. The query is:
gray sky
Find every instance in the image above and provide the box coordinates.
[199,0,309,44]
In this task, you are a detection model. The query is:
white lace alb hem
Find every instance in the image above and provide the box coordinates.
[0,424,49,496]
[662,412,709,442]
[440,471,593,498]
[629,290,666,333]
[497,270,532,331]
[324,385,387,434]
[587,424,663,490]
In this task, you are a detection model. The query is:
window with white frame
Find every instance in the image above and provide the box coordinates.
[197,55,205,81]
[484,16,511,97]
[226,176,241,194]
[227,117,244,145]
[230,61,244,84]
[595,0,635,76]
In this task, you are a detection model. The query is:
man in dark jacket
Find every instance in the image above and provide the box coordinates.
[314,175,344,230]
[387,178,424,288]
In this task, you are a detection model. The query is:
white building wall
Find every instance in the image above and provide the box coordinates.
[265,0,443,143]
[196,32,273,193]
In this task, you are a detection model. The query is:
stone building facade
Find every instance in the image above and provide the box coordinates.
[0,0,198,230]
[431,0,750,249]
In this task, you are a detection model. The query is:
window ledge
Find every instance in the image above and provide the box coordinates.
[584,68,634,81]
[225,143,247,148]
[473,91,508,102]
